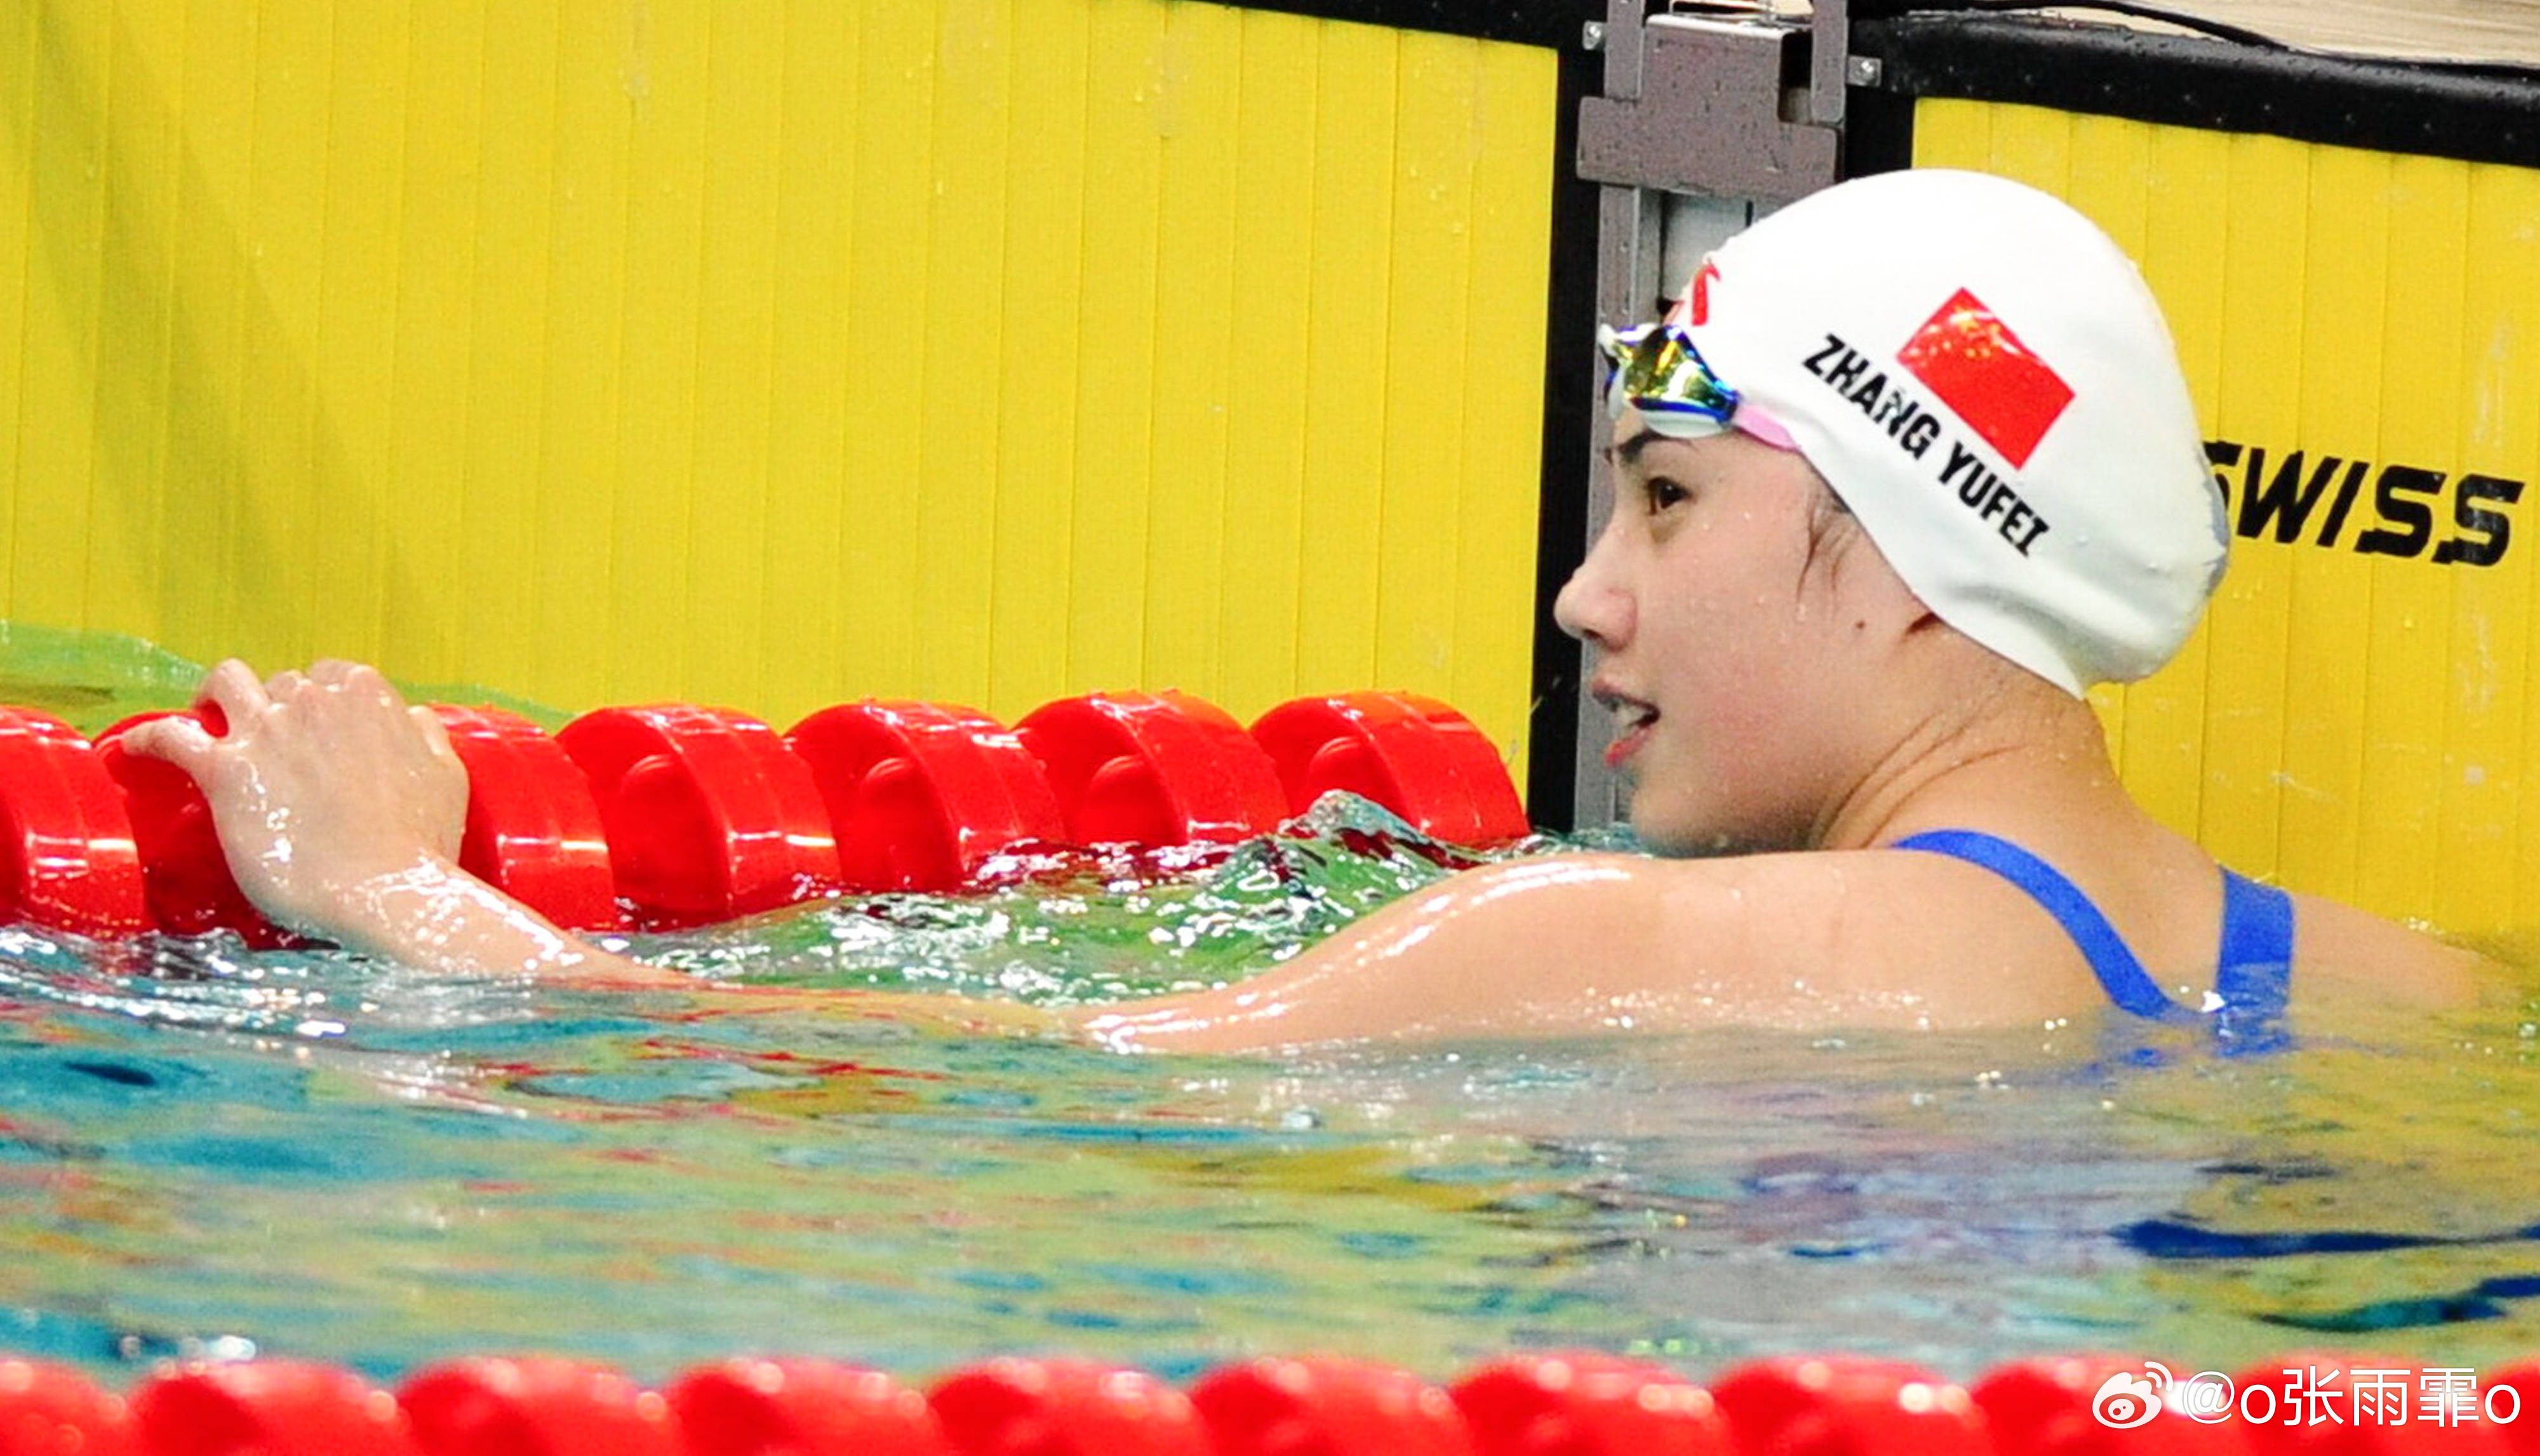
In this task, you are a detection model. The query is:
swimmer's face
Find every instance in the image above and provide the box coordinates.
[1555,411,1886,855]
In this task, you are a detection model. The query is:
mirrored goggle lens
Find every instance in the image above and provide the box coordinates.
[1598,323,1740,434]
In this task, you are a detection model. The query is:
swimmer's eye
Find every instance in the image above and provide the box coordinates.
[1640,476,1691,514]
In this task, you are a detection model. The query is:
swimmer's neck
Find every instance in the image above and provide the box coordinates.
[1808,665,2122,853]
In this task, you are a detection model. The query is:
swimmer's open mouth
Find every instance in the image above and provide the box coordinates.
[1595,686,1659,769]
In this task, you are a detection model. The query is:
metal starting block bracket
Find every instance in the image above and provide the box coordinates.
[1578,1,1847,202]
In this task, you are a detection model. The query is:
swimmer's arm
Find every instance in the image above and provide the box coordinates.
[109,658,1250,1019]
[118,658,689,990]
[110,658,1855,1038]
[288,857,688,989]
[752,857,1754,1047]
[1073,853,1754,1053]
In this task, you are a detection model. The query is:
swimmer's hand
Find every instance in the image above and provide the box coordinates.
[117,659,681,987]
[120,660,467,936]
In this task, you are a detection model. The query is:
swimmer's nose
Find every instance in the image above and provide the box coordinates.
[1554,534,1633,650]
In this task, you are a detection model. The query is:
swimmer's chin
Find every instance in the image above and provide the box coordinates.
[1628,812,1761,860]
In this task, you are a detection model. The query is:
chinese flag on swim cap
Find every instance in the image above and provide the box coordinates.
[1896,288,2075,469]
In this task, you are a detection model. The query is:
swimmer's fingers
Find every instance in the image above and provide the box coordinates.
[408,703,460,769]
[195,658,272,731]
[310,658,404,705]
[309,661,444,756]
[115,713,220,779]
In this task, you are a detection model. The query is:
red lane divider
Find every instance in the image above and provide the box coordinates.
[0,688,1525,937]
[401,1356,679,1456]
[668,1358,953,1456]
[13,1352,2540,1453]
[0,1358,135,1456]
[0,707,149,938]
[432,706,624,934]
[1015,692,1290,848]
[1189,1356,1476,1456]
[556,706,842,928]
[1707,1357,1991,1456]
[1452,1353,1732,1456]
[131,1359,415,1456]
[928,1358,1210,1456]
[1251,691,1530,847]
[787,702,1066,893]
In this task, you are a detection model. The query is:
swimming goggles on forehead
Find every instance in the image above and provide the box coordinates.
[1598,321,1739,437]
[1597,321,1799,450]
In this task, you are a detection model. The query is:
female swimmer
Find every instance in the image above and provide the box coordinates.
[121,170,2481,1052]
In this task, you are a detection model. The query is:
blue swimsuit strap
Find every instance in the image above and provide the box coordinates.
[1892,830,2185,1021]
[1890,830,2296,1029]
[2214,865,2296,1032]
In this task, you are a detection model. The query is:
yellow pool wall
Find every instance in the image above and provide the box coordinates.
[0,0,1558,784]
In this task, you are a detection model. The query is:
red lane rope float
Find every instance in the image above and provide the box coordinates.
[555,706,841,929]
[785,702,1066,893]
[10,1353,2540,1455]
[0,707,149,938]
[2499,1364,2540,1456]
[0,1358,135,1456]
[1707,1357,1991,1456]
[94,709,273,942]
[1189,1357,1476,1456]
[1015,692,1288,849]
[129,1359,415,1456]
[400,1356,680,1456]
[429,707,622,933]
[926,1358,1209,1456]
[667,1359,952,1456]
[0,686,1530,938]
[1249,691,1530,848]
[1450,1353,1732,1456]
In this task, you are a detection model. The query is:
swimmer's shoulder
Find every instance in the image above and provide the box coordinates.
[1098,848,2073,1050]
[1596,846,2122,1029]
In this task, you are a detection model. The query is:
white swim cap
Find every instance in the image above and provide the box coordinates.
[1619,169,2226,695]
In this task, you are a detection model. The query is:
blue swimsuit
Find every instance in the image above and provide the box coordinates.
[1894,829,2294,1050]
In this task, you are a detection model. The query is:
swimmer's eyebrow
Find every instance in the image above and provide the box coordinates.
[1601,428,1668,469]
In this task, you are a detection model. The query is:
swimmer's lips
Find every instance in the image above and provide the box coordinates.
[1596,687,1660,770]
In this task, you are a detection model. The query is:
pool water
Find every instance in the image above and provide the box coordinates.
[0,627,2535,1388]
